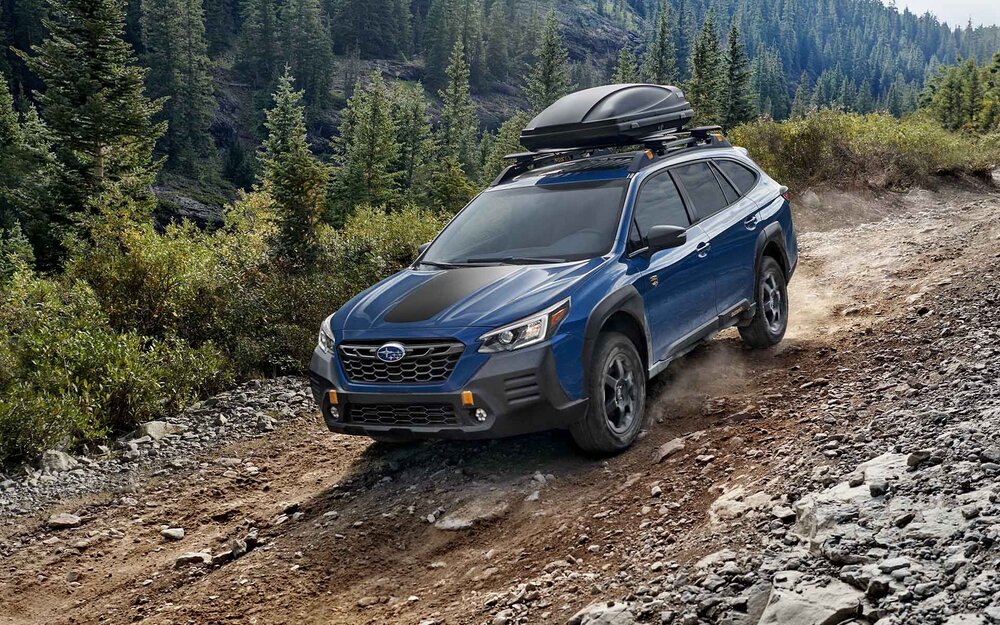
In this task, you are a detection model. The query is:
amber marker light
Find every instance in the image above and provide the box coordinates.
[548,304,569,331]
[461,391,474,407]
[327,390,339,405]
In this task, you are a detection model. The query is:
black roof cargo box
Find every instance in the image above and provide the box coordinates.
[520,84,694,151]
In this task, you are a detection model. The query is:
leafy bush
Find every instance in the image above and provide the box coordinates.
[729,110,1000,190]
[230,204,448,373]
[66,192,448,379]
[66,190,274,346]
[0,269,230,463]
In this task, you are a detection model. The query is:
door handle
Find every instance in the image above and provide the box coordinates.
[695,241,711,258]
[744,214,758,229]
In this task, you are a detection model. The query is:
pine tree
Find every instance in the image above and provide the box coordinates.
[438,39,479,177]
[643,1,677,84]
[612,48,640,84]
[525,12,572,112]
[331,0,406,59]
[751,47,790,120]
[687,11,725,125]
[930,65,967,129]
[454,0,486,89]
[674,0,694,79]
[423,0,456,90]
[261,69,328,268]
[236,0,282,90]
[856,79,875,113]
[203,0,238,54]
[572,54,601,90]
[282,0,334,109]
[791,72,812,117]
[482,110,531,182]
[484,1,511,82]
[20,0,164,219]
[421,155,477,213]
[391,83,434,197]
[980,51,1000,131]
[141,0,216,176]
[331,72,399,220]
[722,24,754,128]
[0,73,56,262]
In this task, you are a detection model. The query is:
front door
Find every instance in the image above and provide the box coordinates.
[627,169,718,364]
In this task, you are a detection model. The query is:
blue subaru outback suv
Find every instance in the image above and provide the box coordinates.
[310,85,797,454]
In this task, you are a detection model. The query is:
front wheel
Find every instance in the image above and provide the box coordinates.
[739,256,788,348]
[571,332,646,455]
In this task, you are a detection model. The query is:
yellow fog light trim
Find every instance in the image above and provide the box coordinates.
[461,391,474,406]
[327,390,339,405]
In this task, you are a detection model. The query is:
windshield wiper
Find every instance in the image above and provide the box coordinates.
[465,256,567,265]
[417,260,460,269]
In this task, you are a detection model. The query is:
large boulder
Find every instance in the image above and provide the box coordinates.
[41,450,78,473]
[133,421,188,442]
[567,601,636,625]
[434,493,511,531]
[758,571,863,625]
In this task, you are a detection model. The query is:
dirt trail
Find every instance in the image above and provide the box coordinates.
[1,181,998,625]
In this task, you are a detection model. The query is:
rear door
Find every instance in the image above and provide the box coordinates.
[627,169,717,363]
[672,160,759,316]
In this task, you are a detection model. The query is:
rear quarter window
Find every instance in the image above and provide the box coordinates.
[716,160,759,195]
[672,162,729,221]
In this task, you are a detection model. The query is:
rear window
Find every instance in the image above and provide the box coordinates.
[716,160,758,195]
[672,162,729,220]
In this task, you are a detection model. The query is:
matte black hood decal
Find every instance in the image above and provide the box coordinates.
[383,266,519,323]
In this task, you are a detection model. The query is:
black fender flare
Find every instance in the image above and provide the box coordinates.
[753,222,790,285]
[581,285,652,387]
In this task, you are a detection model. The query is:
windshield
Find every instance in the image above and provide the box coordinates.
[422,180,627,265]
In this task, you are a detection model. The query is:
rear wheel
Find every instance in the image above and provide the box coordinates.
[571,331,646,455]
[739,256,788,348]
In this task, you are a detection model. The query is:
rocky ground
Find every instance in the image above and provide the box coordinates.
[1,180,998,625]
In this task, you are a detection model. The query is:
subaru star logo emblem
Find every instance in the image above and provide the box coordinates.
[376,342,406,363]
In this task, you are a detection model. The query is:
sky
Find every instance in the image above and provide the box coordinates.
[888,0,1000,27]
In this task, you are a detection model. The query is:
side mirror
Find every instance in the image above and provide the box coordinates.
[646,225,687,253]
[417,242,430,254]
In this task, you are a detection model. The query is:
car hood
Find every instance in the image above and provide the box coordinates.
[334,260,604,334]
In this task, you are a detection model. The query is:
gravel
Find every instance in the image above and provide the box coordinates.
[0,376,314,519]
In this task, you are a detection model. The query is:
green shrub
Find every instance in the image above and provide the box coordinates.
[0,269,231,464]
[728,110,1000,190]
[229,204,448,374]
[66,188,448,378]
[66,190,275,347]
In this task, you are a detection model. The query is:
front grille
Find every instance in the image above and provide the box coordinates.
[348,403,459,427]
[339,342,463,384]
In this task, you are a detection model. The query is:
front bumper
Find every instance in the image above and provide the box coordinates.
[308,342,588,440]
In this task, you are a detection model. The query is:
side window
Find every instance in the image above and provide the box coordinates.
[672,162,729,221]
[716,160,759,195]
[632,171,690,242]
[712,164,739,204]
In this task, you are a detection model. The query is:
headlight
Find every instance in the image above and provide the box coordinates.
[317,316,335,354]
[478,299,570,353]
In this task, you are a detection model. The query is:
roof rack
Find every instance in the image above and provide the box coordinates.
[490,125,731,187]
[627,125,730,172]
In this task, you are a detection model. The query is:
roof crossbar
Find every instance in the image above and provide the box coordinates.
[490,125,731,186]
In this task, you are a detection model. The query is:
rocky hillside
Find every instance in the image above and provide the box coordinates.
[2,180,999,624]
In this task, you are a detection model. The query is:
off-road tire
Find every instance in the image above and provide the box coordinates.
[570,331,646,455]
[739,256,788,348]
